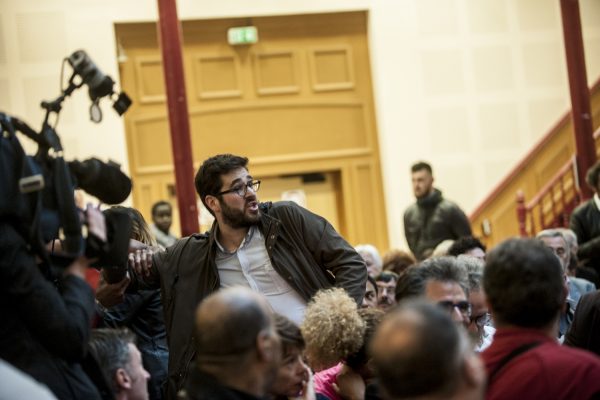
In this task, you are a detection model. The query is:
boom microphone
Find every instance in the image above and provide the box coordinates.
[68,158,132,204]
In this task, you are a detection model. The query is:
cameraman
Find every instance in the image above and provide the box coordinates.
[0,219,102,400]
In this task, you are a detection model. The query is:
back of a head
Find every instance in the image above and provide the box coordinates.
[371,301,466,399]
[109,205,156,245]
[345,307,385,371]
[195,287,271,367]
[448,237,486,257]
[483,238,564,328]
[586,160,600,190]
[88,328,136,396]
[301,288,365,371]
[382,249,416,275]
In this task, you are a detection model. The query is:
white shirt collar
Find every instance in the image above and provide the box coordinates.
[594,193,600,211]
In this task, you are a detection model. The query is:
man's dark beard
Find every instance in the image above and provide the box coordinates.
[219,198,260,229]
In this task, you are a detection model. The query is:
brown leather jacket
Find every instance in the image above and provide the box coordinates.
[138,201,366,399]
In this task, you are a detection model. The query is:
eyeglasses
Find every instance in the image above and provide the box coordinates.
[216,180,261,198]
[470,312,491,328]
[437,300,472,317]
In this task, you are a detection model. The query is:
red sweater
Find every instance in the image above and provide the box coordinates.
[482,327,600,400]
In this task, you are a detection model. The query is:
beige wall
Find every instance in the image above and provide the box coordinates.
[1,0,600,250]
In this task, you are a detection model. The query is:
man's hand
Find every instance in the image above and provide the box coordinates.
[129,242,154,279]
[96,271,131,308]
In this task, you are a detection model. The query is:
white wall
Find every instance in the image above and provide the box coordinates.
[1,0,599,250]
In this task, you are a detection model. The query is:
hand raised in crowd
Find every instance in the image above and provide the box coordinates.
[95,271,131,308]
[290,364,316,400]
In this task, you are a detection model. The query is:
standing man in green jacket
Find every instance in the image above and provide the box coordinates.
[131,153,366,399]
[404,161,472,260]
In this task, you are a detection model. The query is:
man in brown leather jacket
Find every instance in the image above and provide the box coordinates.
[131,154,366,399]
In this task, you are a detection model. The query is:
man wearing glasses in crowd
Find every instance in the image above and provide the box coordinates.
[130,154,366,400]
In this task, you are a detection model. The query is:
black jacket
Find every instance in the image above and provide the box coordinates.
[0,223,101,400]
[136,201,367,400]
[179,368,260,400]
[570,199,600,272]
[403,189,472,260]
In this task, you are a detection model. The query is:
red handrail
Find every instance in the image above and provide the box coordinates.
[516,156,581,237]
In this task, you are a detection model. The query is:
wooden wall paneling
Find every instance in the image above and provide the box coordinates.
[308,45,355,92]
[134,55,166,104]
[192,53,243,99]
[253,49,301,96]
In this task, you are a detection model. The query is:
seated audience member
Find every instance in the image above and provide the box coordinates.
[460,256,494,351]
[301,288,365,373]
[447,237,486,261]
[482,238,600,399]
[381,249,415,276]
[180,287,281,400]
[565,290,600,357]
[537,229,596,339]
[96,207,168,400]
[559,228,600,288]
[149,201,177,249]
[362,276,378,309]
[570,160,600,276]
[395,257,470,328]
[270,314,315,400]
[374,271,398,311]
[355,244,383,277]
[371,300,485,400]
[88,328,150,400]
[313,308,384,400]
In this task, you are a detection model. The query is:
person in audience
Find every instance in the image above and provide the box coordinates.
[565,290,600,357]
[482,238,600,399]
[537,229,596,339]
[395,257,470,328]
[96,207,168,400]
[460,256,494,351]
[447,237,486,261]
[355,244,383,277]
[129,154,366,398]
[269,314,315,400]
[181,287,281,400]
[88,328,151,400]
[404,161,472,260]
[570,160,600,276]
[559,227,600,287]
[361,276,378,309]
[381,249,415,276]
[301,288,365,373]
[313,308,384,400]
[375,271,398,311]
[150,201,177,249]
[371,300,485,400]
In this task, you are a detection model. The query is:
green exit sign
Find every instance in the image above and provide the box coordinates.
[228,26,258,45]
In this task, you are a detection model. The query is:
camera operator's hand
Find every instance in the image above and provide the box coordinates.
[84,203,106,243]
[96,271,130,308]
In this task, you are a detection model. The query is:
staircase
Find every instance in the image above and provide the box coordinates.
[470,77,600,247]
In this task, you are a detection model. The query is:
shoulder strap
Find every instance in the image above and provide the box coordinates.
[488,341,542,383]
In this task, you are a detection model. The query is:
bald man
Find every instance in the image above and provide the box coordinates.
[371,300,485,400]
[179,287,281,400]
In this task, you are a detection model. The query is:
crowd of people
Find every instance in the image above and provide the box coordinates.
[2,154,600,400]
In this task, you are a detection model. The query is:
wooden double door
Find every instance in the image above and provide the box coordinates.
[116,11,388,251]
